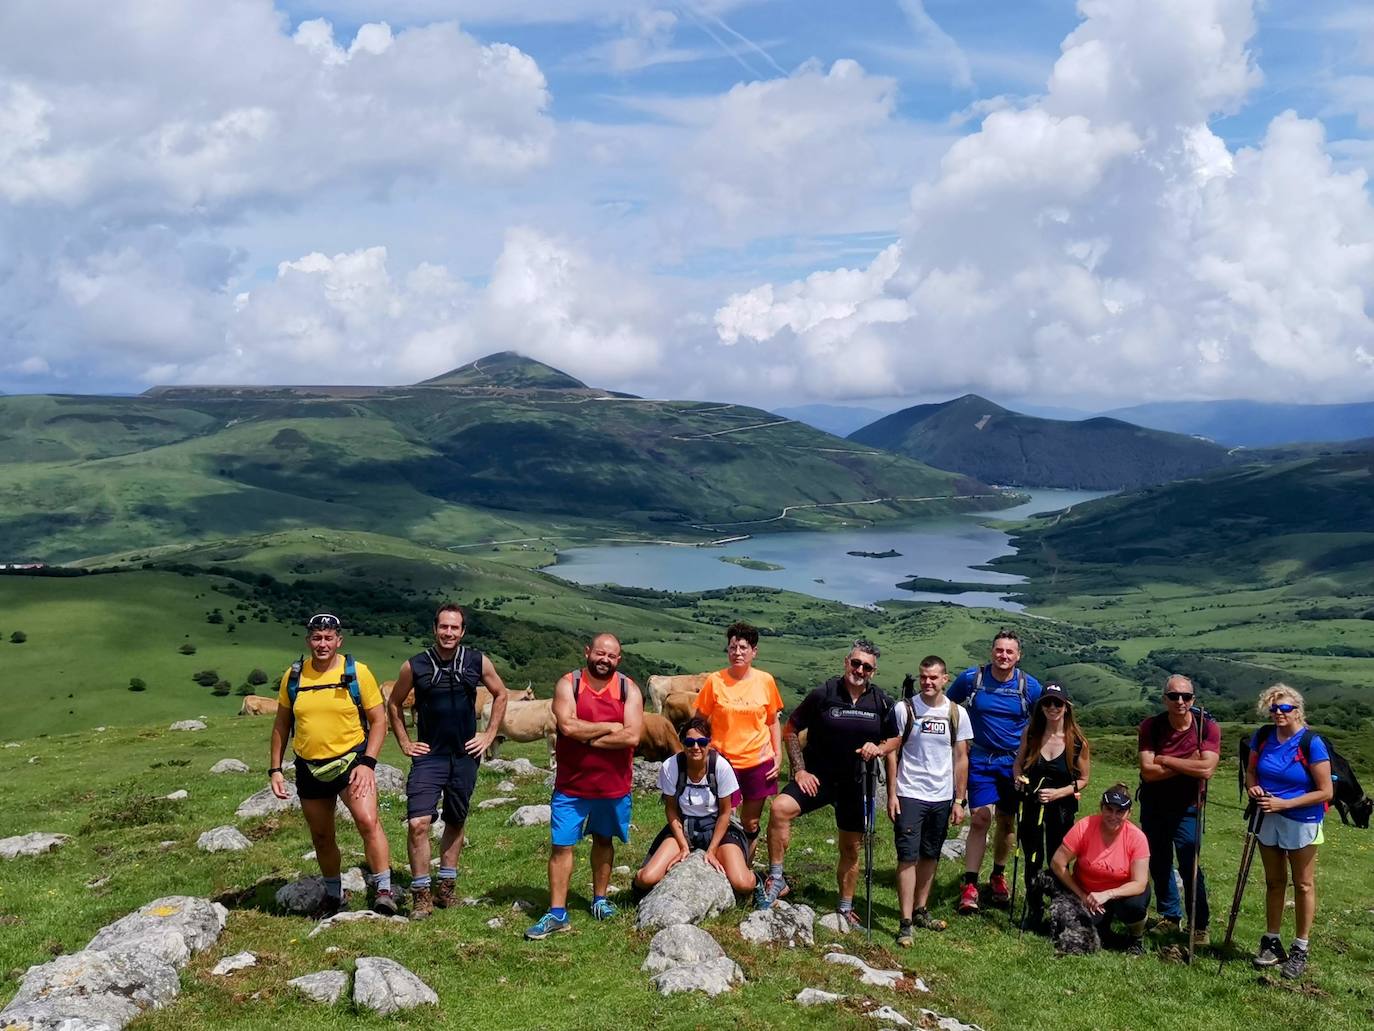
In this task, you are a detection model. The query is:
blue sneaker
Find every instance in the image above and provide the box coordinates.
[524,911,572,940]
[590,897,619,920]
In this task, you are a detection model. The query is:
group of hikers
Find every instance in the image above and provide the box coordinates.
[265,611,1335,982]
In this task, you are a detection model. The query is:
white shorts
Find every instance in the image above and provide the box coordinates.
[1257,814,1323,851]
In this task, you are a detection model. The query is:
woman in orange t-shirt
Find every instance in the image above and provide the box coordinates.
[693,621,783,856]
[1050,782,1151,954]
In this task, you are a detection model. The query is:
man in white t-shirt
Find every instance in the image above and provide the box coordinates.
[876,654,972,946]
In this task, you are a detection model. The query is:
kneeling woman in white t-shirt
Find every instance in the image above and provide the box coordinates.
[633,716,759,896]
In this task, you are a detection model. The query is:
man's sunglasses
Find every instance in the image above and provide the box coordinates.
[848,658,876,674]
[682,737,710,748]
[307,613,342,630]
[1270,703,1297,714]
[1165,692,1194,702]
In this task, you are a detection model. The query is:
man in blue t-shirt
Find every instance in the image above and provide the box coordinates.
[946,629,1042,914]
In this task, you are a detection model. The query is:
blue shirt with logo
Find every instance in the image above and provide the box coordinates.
[947,664,1043,757]
[1251,728,1330,824]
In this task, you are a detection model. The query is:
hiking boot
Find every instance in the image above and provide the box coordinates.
[315,892,347,920]
[756,873,788,910]
[590,897,619,921]
[434,877,456,909]
[1151,915,1181,934]
[524,911,572,940]
[1253,935,1287,969]
[989,873,1011,906]
[1123,937,1146,957]
[838,909,863,931]
[410,886,434,921]
[371,888,398,917]
[1189,926,1210,948]
[1279,944,1308,980]
[895,923,914,948]
[957,882,980,914]
[912,907,947,931]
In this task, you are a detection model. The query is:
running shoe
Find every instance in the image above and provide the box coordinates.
[1189,926,1210,947]
[1253,935,1287,969]
[590,897,619,920]
[1279,944,1308,980]
[524,911,572,940]
[989,872,1011,905]
[756,873,788,910]
[912,907,947,931]
[894,923,914,948]
[957,882,980,914]
[839,908,863,930]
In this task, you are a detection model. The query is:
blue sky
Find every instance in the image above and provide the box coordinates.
[3,1,1374,407]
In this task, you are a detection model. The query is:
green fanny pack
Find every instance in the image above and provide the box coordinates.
[301,750,361,783]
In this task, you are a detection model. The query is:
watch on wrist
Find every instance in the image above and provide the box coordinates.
[956,798,967,807]
[268,766,283,776]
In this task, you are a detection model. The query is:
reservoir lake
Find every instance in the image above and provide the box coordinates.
[544,489,1110,611]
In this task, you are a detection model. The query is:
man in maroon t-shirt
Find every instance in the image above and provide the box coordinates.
[1137,674,1221,944]
[525,633,644,940]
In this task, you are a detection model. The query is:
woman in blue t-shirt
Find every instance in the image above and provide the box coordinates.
[1245,683,1333,981]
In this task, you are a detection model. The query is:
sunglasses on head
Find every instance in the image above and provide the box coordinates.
[848,658,875,674]
[1165,691,1194,702]
[682,737,710,748]
[306,613,341,630]
[1270,703,1297,714]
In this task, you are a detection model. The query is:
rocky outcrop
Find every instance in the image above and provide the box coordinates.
[276,877,327,915]
[648,958,743,997]
[635,853,735,931]
[353,957,438,1014]
[168,720,206,732]
[196,826,251,853]
[505,805,551,827]
[209,759,250,774]
[477,796,518,810]
[483,758,543,777]
[235,784,298,819]
[210,952,256,976]
[640,924,728,975]
[0,832,70,860]
[738,900,815,946]
[307,911,407,938]
[288,970,348,1005]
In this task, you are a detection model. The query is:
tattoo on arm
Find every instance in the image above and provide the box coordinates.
[786,730,805,774]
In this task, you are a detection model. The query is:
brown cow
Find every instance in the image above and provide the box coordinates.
[637,713,684,763]
[238,694,279,716]
[647,672,709,714]
[487,698,558,764]
[661,690,698,732]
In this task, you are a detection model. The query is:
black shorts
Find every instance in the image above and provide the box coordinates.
[893,797,953,862]
[643,815,750,863]
[294,748,363,801]
[406,753,479,825]
[781,772,871,834]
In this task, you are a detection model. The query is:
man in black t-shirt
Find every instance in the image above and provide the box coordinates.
[757,640,893,924]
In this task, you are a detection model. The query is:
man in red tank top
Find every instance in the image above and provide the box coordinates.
[525,633,645,940]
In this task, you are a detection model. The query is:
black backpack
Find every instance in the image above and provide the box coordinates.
[673,750,721,805]
[572,670,628,703]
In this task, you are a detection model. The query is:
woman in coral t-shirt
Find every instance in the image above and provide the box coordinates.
[1050,782,1151,954]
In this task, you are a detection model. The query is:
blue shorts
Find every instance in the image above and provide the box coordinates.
[550,791,632,847]
[968,752,1018,813]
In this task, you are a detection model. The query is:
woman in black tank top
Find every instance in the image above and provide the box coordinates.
[1012,683,1092,932]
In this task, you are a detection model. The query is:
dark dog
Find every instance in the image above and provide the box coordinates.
[1037,871,1100,956]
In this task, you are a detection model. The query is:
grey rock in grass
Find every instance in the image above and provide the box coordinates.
[817,912,852,937]
[429,818,446,840]
[308,911,408,938]
[196,826,251,853]
[27,756,39,764]
[0,832,70,860]
[340,868,367,893]
[795,988,845,1006]
[506,804,551,827]
[87,896,228,967]
[496,779,517,793]
[168,720,206,732]
[210,759,250,774]
[288,970,349,1005]
[631,760,662,793]
[940,823,971,863]
[210,951,257,976]
[915,1012,985,1031]
[510,899,534,913]
[641,924,726,974]
[738,900,815,946]
[477,796,517,810]
[86,876,111,890]
[0,947,180,1030]
[483,758,543,777]
[635,852,735,931]
[164,790,188,801]
[373,763,407,796]
[3,741,18,748]
[869,1005,912,1027]
[276,877,327,915]
[823,952,906,989]
[235,783,298,819]
[353,957,437,1014]
[485,917,504,929]
[648,956,743,997]
[613,865,632,876]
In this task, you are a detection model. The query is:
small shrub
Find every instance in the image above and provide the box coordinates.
[247,668,268,685]
[128,677,147,692]
[10,631,26,644]
[212,680,232,696]
[178,643,197,655]
[192,670,219,687]
[206,611,224,625]
[235,683,254,696]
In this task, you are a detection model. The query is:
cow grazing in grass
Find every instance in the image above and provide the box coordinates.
[487,698,557,765]
[647,673,709,714]
[661,690,698,732]
[637,713,684,763]
[1238,733,1372,828]
[238,694,278,716]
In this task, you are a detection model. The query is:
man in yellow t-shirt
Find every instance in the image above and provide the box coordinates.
[267,613,393,918]
[694,621,783,860]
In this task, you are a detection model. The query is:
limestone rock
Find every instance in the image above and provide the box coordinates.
[477,796,517,810]
[506,804,551,827]
[235,783,298,819]
[87,896,229,967]
[648,956,743,996]
[164,790,188,801]
[196,826,251,853]
[276,877,327,915]
[353,957,437,1014]
[941,823,971,863]
[631,760,662,793]
[641,924,726,974]
[915,1012,985,1031]
[429,819,446,840]
[738,900,815,946]
[168,720,206,732]
[210,952,257,976]
[373,763,406,796]
[613,865,632,876]
[483,758,543,777]
[308,911,407,938]
[485,917,504,929]
[635,852,735,931]
[340,868,367,893]
[0,832,70,860]
[870,1005,912,1027]
[823,952,907,989]
[288,970,349,1005]
[0,948,180,1030]
[510,899,534,913]
[496,779,517,793]
[795,988,845,1006]
[817,912,852,937]
[210,759,249,775]
[4,741,18,748]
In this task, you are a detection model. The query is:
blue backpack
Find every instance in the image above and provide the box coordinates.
[284,653,366,743]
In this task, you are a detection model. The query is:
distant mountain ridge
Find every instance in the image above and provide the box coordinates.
[1099,399,1374,447]
[849,394,1234,489]
[773,404,889,437]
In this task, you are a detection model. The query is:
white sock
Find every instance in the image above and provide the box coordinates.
[1292,937,1309,951]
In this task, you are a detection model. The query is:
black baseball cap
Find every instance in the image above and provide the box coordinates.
[1101,786,1133,810]
[1039,682,1072,707]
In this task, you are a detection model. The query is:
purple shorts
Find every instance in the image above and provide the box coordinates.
[732,761,779,804]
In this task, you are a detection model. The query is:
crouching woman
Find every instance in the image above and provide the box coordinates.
[1049,782,1152,955]
[633,716,758,897]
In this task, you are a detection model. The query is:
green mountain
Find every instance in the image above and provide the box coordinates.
[849,394,1234,488]
[0,355,997,563]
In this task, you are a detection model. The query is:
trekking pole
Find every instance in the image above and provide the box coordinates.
[1217,801,1264,975]
[864,758,876,942]
[1186,709,1208,966]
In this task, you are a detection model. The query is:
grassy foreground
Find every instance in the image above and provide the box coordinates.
[2,719,1372,1031]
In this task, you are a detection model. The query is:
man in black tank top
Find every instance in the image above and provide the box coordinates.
[387,603,510,919]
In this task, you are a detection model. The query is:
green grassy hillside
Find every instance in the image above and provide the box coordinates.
[849,394,1234,489]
